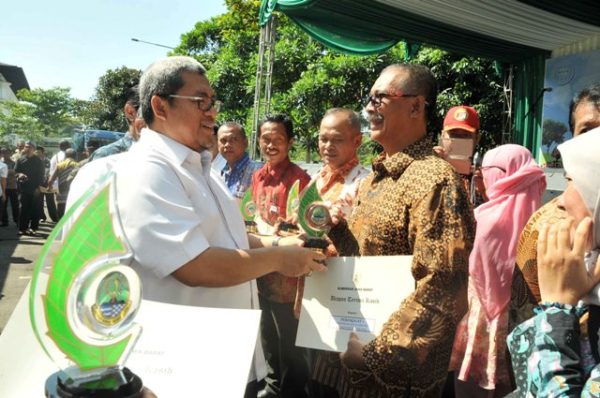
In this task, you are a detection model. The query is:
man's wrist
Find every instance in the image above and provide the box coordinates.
[272,236,282,247]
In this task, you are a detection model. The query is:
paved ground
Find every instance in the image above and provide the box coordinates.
[0,220,52,333]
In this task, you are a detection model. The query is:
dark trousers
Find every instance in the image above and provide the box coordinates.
[44,192,58,222]
[259,295,312,398]
[19,190,40,231]
[36,191,57,222]
[2,188,19,225]
[57,202,66,220]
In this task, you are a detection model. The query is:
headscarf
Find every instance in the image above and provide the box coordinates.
[558,127,600,305]
[558,127,600,251]
[470,144,546,320]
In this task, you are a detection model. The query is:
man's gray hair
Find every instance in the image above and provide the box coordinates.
[322,108,361,134]
[139,56,207,125]
[382,64,438,121]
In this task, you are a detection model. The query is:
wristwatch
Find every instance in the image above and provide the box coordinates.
[272,236,282,247]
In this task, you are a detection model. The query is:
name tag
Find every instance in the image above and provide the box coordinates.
[269,205,279,214]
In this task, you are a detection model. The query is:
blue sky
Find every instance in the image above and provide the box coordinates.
[2,0,226,100]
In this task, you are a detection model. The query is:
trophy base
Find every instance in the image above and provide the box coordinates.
[278,221,300,235]
[244,220,257,234]
[45,367,144,398]
[304,237,328,251]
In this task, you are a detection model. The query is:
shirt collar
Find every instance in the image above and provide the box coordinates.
[257,157,291,181]
[319,156,359,179]
[372,136,433,180]
[137,127,211,173]
[221,152,250,175]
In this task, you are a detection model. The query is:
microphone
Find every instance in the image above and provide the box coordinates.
[543,87,553,92]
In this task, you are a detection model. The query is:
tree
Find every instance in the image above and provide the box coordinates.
[0,87,80,141]
[87,67,141,132]
[542,119,568,147]
[175,1,505,162]
[0,99,39,141]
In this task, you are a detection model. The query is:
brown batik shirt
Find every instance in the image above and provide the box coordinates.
[509,198,566,331]
[321,136,475,398]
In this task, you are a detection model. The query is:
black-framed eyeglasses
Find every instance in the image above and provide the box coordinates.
[168,94,222,112]
[364,91,418,108]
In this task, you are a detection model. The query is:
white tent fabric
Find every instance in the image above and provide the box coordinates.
[376,0,600,54]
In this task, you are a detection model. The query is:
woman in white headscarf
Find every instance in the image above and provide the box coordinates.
[507,127,600,397]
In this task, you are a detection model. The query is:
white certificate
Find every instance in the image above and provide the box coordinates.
[0,285,261,398]
[296,255,415,352]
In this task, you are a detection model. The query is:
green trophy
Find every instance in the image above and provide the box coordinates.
[29,173,145,398]
[278,179,301,235]
[240,189,258,233]
[297,181,330,253]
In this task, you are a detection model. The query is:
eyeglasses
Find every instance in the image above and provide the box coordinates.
[168,94,222,112]
[364,91,418,108]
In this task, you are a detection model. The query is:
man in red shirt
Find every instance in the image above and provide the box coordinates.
[251,114,311,398]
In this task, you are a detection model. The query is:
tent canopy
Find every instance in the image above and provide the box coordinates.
[260,0,600,60]
[259,0,600,154]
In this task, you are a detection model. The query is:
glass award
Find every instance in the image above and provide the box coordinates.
[279,179,301,235]
[240,189,258,233]
[29,173,145,397]
[297,181,330,253]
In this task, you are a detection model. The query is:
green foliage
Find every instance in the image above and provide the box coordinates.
[0,87,81,141]
[0,68,141,143]
[86,67,141,132]
[415,48,504,154]
[175,1,505,163]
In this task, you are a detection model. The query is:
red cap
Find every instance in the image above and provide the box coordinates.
[443,106,480,133]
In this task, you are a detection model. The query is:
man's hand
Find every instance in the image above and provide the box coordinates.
[340,332,368,370]
[275,246,327,277]
[433,145,448,159]
[327,202,346,226]
[538,217,600,305]
[278,235,305,247]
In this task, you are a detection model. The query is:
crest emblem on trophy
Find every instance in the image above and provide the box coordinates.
[29,173,145,397]
[240,189,258,233]
[297,181,331,256]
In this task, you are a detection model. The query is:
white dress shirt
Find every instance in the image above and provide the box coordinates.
[113,128,266,380]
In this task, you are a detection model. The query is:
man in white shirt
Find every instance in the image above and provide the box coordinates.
[112,56,326,396]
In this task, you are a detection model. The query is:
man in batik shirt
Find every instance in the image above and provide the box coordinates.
[314,64,475,398]
[217,122,262,199]
[251,114,312,398]
[312,108,369,215]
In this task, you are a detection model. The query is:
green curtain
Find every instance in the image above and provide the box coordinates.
[259,0,547,62]
[259,0,549,154]
[513,55,546,158]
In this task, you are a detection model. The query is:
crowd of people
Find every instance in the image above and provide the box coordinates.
[2,55,600,397]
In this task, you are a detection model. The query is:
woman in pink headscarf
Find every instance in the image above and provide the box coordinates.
[449,144,546,397]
